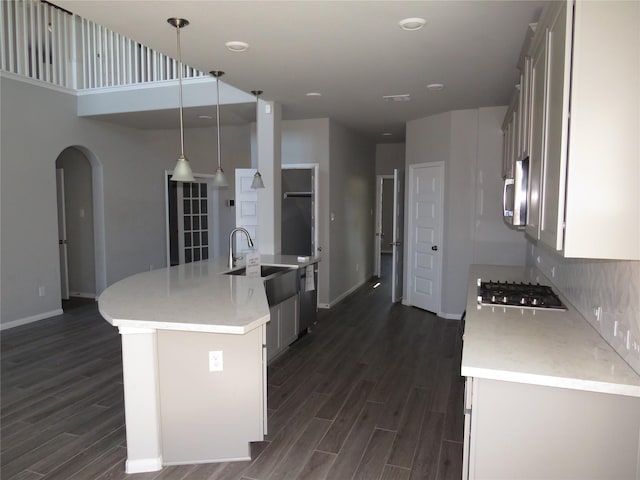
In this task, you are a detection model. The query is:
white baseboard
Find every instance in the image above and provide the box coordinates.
[318,303,330,309]
[327,279,369,308]
[125,457,163,474]
[0,309,64,331]
[68,292,96,299]
[439,312,463,320]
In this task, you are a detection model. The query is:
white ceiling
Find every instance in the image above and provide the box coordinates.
[53,0,545,142]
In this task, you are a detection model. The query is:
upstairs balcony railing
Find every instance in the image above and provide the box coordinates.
[0,0,206,90]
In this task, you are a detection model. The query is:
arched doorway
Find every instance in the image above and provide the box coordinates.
[54,146,106,308]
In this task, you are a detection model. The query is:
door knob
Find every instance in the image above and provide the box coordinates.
[431,245,438,251]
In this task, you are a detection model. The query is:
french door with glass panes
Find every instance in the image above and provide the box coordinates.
[176,181,210,265]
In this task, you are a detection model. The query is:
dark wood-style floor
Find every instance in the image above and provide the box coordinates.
[1,257,464,480]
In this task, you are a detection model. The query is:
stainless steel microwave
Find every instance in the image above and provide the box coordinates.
[502,157,528,228]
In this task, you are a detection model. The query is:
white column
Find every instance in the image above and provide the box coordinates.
[256,100,282,255]
[118,326,163,473]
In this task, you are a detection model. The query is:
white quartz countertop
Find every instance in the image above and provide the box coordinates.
[461,264,640,397]
[99,254,320,334]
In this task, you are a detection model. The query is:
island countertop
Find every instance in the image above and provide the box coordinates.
[98,255,320,334]
[461,264,640,397]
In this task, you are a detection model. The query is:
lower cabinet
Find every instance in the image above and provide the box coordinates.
[463,377,640,479]
[266,294,298,363]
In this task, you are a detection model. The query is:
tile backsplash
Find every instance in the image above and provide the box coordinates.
[527,242,640,376]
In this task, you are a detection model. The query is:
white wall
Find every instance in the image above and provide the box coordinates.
[528,244,640,375]
[375,143,405,175]
[404,107,527,318]
[0,76,251,326]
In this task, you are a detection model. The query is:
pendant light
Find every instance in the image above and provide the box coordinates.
[210,70,229,188]
[168,18,195,183]
[250,90,265,189]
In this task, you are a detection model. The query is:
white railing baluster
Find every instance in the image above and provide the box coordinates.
[29,0,36,78]
[108,28,113,86]
[7,0,15,73]
[0,1,5,71]
[1,0,205,89]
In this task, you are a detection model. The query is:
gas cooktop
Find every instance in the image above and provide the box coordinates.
[476,278,567,311]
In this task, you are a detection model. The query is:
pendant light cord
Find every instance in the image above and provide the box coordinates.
[215,75,222,170]
[177,25,185,157]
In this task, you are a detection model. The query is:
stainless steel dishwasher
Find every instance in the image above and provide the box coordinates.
[297,264,318,336]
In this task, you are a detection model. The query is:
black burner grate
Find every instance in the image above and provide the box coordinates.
[477,280,566,310]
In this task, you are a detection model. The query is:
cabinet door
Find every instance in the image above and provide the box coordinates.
[539,1,572,250]
[279,295,298,348]
[519,57,532,159]
[525,30,548,240]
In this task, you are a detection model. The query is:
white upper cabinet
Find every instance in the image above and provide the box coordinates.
[519,0,639,260]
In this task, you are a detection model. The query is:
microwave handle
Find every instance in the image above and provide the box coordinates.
[503,178,514,217]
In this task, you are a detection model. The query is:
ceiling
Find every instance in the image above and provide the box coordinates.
[53,0,545,143]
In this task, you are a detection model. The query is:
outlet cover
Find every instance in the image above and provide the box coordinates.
[209,351,223,372]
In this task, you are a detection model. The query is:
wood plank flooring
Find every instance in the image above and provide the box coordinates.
[1,259,464,479]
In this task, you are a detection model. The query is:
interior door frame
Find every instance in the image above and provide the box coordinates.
[164,171,216,268]
[391,169,404,303]
[282,163,319,256]
[56,168,70,300]
[405,161,444,315]
[374,174,393,277]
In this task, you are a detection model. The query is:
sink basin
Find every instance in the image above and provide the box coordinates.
[225,265,294,278]
[224,264,298,306]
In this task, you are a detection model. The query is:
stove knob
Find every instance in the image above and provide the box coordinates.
[491,295,497,303]
[531,298,539,306]
[520,297,527,305]
[502,296,509,304]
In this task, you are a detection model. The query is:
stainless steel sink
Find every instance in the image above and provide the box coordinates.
[224,265,298,306]
[225,265,294,278]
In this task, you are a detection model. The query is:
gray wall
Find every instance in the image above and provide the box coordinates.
[405,107,527,317]
[1,76,251,326]
[329,121,376,304]
[56,147,95,297]
[281,118,331,307]
[375,143,405,175]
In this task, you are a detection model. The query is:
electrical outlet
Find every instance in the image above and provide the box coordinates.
[551,266,555,278]
[38,286,45,297]
[355,263,359,272]
[209,351,223,372]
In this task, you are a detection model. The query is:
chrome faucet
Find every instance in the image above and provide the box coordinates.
[228,227,254,269]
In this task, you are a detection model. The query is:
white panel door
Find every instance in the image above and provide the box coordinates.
[235,169,259,252]
[56,168,69,300]
[407,163,443,314]
[391,169,404,303]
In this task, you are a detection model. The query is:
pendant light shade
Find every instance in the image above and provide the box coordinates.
[251,90,265,189]
[210,70,229,188]
[168,18,195,183]
[251,171,265,189]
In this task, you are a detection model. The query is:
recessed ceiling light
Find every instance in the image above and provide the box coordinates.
[225,41,249,52]
[383,94,411,102]
[399,17,426,31]
[306,92,322,97]
[426,83,445,91]
[198,115,213,119]
[381,132,393,136]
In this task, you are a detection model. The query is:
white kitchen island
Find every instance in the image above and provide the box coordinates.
[98,255,318,474]
[461,265,640,480]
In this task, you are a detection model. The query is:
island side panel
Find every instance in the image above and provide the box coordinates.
[157,327,264,465]
[119,327,163,473]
